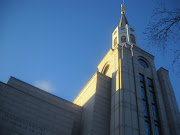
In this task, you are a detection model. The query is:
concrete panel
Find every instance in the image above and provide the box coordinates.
[0,81,82,135]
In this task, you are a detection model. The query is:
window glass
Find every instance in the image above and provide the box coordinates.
[154,121,159,125]
[147,78,153,86]
[147,77,161,134]
[155,125,160,135]
[145,117,149,121]
[140,82,144,87]
[149,86,153,91]
[103,65,109,75]
[152,105,158,120]
[141,87,146,100]
[150,92,155,104]
[145,121,151,135]
[121,36,126,42]
[130,28,134,32]
[143,101,148,117]
[139,74,144,82]
[140,74,154,135]
[114,37,117,47]
[130,34,136,44]
[138,59,149,68]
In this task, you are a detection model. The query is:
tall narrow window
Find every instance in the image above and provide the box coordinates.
[103,65,110,75]
[130,34,136,44]
[147,78,161,135]
[114,37,117,47]
[139,74,151,135]
[138,59,149,68]
[121,36,126,42]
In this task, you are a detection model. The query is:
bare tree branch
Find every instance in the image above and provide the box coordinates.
[144,3,180,73]
[144,4,180,49]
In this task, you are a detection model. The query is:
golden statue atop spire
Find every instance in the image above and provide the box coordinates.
[121,0,125,14]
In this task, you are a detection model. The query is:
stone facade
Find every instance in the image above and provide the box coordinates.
[1,43,180,135]
[0,72,112,135]
[74,72,111,135]
[1,4,180,134]
[0,77,82,135]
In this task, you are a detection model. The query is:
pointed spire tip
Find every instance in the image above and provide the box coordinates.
[121,0,125,14]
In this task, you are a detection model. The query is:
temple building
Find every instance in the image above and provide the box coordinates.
[0,1,180,135]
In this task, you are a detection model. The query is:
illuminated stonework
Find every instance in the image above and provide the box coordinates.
[0,1,180,135]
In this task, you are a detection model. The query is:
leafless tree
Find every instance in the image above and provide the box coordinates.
[144,3,180,73]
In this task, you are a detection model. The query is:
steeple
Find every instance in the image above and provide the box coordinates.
[119,14,128,28]
[119,0,128,28]
[112,0,139,49]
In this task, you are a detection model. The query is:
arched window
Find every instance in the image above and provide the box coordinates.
[130,34,136,44]
[114,37,117,47]
[130,28,134,32]
[103,65,110,75]
[138,59,149,68]
[121,36,126,43]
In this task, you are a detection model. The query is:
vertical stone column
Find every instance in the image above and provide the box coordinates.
[110,48,121,135]
[110,45,140,135]
[157,68,180,135]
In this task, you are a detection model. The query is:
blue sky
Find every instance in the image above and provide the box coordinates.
[0,0,180,108]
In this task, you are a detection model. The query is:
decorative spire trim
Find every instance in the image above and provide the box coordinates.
[121,0,125,14]
[119,0,128,27]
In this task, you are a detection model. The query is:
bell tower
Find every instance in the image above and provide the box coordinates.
[112,1,139,49]
[98,1,180,135]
